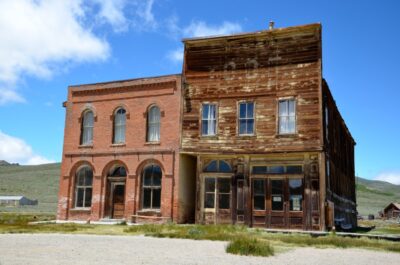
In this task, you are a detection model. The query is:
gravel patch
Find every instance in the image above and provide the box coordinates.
[0,234,399,265]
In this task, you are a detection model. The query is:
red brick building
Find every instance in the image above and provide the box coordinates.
[57,75,183,223]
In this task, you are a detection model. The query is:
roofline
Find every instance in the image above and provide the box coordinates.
[322,79,356,145]
[69,73,181,89]
[182,22,321,43]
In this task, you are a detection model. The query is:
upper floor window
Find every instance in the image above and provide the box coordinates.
[202,104,216,136]
[278,99,296,134]
[238,102,254,135]
[75,165,93,208]
[81,110,94,145]
[113,108,126,144]
[147,106,160,142]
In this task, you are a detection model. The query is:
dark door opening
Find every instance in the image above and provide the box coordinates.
[112,184,125,219]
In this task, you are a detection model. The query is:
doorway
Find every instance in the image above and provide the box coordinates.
[104,166,127,219]
[111,183,125,219]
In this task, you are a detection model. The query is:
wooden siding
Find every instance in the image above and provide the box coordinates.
[323,79,357,227]
[182,23,323,154]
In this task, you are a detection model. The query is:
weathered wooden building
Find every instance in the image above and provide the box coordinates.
[57,22,356,230]
[383,203,400,219]
[180,23,356,230]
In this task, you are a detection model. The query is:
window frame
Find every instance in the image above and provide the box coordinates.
[201,103,218,137]
[74,165,93,209]
[113,108,126,144]
[80,110,94,146]
[146,105,161,143]
[237,100,255,136]
[141,164,162,210]
[277,98,297,135]
[202,175,232,212]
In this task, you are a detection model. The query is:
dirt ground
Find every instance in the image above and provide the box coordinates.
[0,234,399,265]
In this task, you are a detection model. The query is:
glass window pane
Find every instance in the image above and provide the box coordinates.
[288,100,295,116]
[76,188,84,207]
[153,174,162,187]
[254,195,265,210]
[239,120,246,134]
[239,103,246,118]
[289,179,303,211]
[77,173,84,186]
[286,166,303,174]
[205,178,215,192]
[288,116,295,133]
[143,188,151,208]
[279,117,287,134]
[253,179,265,195]
[247,119,254,134]
[269,166,285,174]
[152,189,161,209]
[219,161,232,172]
[279,101,287,116]
[252,166,268,174]
[218,194,230,209]
[84,174,92,186]
[202,104,209,119]
[247,103,254,118]
[144,174,152,186]
[272,195,283,211]
[209,105,216,119]
[218,178,231,193]
[204,161,218,172]
[202,120,209,135]
[205,193,215,208]
[85,188,92,207]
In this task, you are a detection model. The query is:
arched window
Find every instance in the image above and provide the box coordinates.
[75,165,93,208]
[113,108,126,144]
[81,110,94,145]
[147,106,160,142]
[142,164,162,209]
[203,160,232,173]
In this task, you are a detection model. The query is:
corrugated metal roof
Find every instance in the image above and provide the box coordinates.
[0,196,24,200]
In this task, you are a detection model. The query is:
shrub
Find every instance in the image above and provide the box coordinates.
[226,237,274,257]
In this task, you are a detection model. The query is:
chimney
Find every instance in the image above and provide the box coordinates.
[269,21,275,30]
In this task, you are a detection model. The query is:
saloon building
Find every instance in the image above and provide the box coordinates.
[57,23,356,230]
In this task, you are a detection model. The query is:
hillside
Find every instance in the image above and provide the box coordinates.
[356,177,400,216]
[0,163,399,217]
[0,163,60,214]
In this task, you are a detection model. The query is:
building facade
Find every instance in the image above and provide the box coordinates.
[57,75,182,223]
[57,23,356,230]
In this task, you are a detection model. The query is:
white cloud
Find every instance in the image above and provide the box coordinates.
[134,0,157,30]
[167,48,184,63]
[183,21,242,38]
[374,172,400,185]
[166,20,242,63]
[93,0,129,32]
[0,130,54,165]
[0,0,111,105]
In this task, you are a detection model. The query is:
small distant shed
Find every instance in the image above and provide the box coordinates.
[0,196,38,207]
[383,203,400,219]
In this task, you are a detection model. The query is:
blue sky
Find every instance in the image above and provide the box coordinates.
[0,0,399,184]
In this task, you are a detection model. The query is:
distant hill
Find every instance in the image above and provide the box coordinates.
[0,160,19,166]
[0,162,398,216]
[356,177,400,216]
[0,163,60,214]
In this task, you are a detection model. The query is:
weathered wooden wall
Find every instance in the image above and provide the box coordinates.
[182,24,323,154]
[323,79,357,227]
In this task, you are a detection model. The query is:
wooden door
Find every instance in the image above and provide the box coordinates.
[112,184,125,219]
[269,179,286,228]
